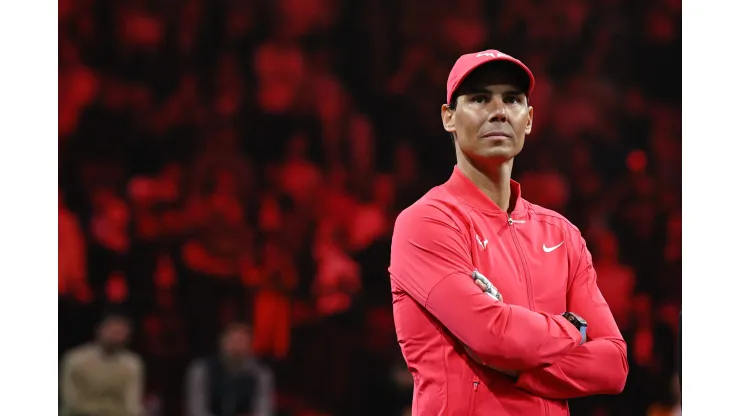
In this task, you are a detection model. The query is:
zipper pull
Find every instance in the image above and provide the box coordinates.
[473,381,480,391]
[507,217,514,225]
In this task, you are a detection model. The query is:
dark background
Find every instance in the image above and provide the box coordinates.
[58,0,681,414]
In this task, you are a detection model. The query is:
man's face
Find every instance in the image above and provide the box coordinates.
[221,328,251,360]
[441,63,534,165]
[98,318,130,351]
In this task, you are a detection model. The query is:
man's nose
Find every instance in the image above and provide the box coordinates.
[487,98,507,123]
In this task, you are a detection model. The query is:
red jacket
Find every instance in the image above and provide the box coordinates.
[389,167,628,416]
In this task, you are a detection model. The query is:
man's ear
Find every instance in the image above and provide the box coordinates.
[524,105,534,135]
[441,104,456,134]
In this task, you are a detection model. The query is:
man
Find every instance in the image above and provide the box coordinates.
[60,313,144,416]
[185,323,274,416]
[388,49,628,415]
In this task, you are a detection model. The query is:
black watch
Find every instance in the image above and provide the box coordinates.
[562,312,587,345]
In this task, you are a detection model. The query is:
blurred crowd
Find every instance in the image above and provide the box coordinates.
[58,0,681,415]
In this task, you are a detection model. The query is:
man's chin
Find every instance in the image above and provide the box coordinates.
[101,344,124,354]
[473,139,517,154]
[477,148,517,163]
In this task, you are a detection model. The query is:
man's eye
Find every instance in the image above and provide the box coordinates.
[472,96,488,104]
[504,96,523,104]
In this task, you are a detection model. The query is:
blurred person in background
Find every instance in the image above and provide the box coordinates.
[250,239,298,361]
[589,228,635,329]
[181,167,253,356]
[390,142,429,209]
[87,188,133,299]
[140,253,191,416]
[312,223,361,318]
[185,323,274,416]
[655,210,681,304]
[308,224,362,409]
[61,313,144,416]
[390,50,627,416]
[278,134,323,208]
[347,174,395,253]
[621,294,678,416]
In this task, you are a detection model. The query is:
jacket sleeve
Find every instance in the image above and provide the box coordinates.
[389,204,582,371]
[514,233,629,398]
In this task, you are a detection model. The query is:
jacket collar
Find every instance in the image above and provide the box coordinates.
[443,165,528,219]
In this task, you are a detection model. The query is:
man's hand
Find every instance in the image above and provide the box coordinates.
[472,270,503,301]
[465,271,519,377]
[473,278,489,293]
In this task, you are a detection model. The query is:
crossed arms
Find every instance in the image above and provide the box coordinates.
[389,204,628,399]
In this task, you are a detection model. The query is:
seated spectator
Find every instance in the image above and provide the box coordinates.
[60,313,144,416]
[185,323,274,416]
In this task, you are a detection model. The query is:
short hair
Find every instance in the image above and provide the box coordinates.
[101,310,131,322]
[449,92,461,110]
[98,311,132,330]
[221,322,252,338]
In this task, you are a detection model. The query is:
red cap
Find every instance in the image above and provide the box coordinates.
[446,49,535,104]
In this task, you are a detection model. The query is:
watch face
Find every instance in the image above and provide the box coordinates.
[565,312,587,326]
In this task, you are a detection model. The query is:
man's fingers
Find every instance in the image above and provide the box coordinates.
[472,270,503,301]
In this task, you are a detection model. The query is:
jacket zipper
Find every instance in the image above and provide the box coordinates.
[508,217,534,309]
[509,217,548,416]
[469,380,480,416]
